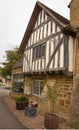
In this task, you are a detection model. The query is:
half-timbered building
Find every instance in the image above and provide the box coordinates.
[19,0,79,116]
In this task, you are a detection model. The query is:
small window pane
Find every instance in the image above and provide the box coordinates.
[32,80,44,96]
[42,44,45,57]
[33,43,46,60]
[40,81,43,94]
[39,45,41,57]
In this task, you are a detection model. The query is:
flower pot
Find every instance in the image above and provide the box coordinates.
[16,102,29,110]
[25,107,37,117]
[44,113,59,129]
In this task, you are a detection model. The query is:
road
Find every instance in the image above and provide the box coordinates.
[0,86,10,97]
[0,87,26,129]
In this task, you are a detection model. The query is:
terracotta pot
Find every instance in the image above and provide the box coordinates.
[44,113,59,129]
[16,102,29,110]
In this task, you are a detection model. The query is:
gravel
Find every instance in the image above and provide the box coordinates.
[4,96,71,129]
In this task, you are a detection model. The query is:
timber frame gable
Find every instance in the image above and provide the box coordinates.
[19,1,76,76]
[19,1,70,53]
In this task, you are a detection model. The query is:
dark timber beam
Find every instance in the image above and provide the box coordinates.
[64,35,69,70]
[46,36,64,68]
[25,31,62,51]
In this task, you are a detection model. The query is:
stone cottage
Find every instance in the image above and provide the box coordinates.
[18,0,79,116]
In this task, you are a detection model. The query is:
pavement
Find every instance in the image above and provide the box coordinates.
[0,87,26,129]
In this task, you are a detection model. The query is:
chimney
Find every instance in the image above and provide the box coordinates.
[69,0,79,28]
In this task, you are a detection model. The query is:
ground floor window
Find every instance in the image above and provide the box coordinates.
[12,74,24,93]
[32,80,44,96]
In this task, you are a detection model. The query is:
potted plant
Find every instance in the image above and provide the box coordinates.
[44,80,58,129]
[25,101,38,117]
[15,95,29,110]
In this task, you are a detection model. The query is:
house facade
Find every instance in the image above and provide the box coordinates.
[19,0,79,116]
[10,58,25,98]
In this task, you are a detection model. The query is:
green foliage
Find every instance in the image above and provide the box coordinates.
[6,47,21,63]
[46,82,58,114]
[0,68,2,76]
[16,96,29,103]
[1,47,22,78]
[26,78,32,88]
[39,78,58,114]
[0,84,3,86]
[1,62,12,77]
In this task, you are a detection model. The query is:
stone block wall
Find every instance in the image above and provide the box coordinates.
[70,0,79,27]
[12,68,23,75]
[46,76,73,115]
[75,38,79,77]
[25,75,73,116]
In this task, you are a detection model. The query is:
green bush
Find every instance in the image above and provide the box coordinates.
[16,96,29,103]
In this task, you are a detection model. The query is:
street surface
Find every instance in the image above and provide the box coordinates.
[0,87,26,129]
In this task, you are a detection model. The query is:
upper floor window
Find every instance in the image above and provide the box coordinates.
[33,43,46,60]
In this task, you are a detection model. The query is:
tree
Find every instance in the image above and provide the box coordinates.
[1,47,22,78]
[5,47,21,62]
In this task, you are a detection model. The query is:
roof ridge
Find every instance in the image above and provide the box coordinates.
[19,1,70,53]
[37,1,69,25]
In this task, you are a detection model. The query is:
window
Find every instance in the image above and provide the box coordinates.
[12,74,24,93]
[33,43,46,60]
[32,80,44,96]
[42,43,46,57]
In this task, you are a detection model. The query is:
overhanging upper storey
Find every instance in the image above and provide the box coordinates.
[19,1,76,75]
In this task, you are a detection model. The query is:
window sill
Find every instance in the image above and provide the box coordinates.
[32,94,40,97]
[11,92,24,94]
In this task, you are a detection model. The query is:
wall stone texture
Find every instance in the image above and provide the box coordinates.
[25,75,73,116]
[12,68,23,74]
[70,0,79,27]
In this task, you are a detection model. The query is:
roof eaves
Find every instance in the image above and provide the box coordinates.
[18,2,41,53]
[37,1,69,28]
[12,58,23,69]
[62,24,77,37]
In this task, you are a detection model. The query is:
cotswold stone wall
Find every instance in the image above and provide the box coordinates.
[25,75,73,116]
[12,68,23,74]
[70,0,79,27]
[69,76,79,128]
[75,39,79,77]
[68,38,79,128]
[46,76,73,115]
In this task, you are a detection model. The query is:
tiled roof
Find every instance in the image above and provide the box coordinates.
[12,58,23,69]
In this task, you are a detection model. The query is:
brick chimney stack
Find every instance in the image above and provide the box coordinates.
[69,0,79,28]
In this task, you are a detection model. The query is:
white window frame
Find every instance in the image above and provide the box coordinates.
[32,80,43,96]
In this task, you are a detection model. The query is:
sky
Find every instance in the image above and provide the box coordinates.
[0,0,71,64]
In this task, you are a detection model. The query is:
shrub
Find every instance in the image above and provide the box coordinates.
[16,96,29,104]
